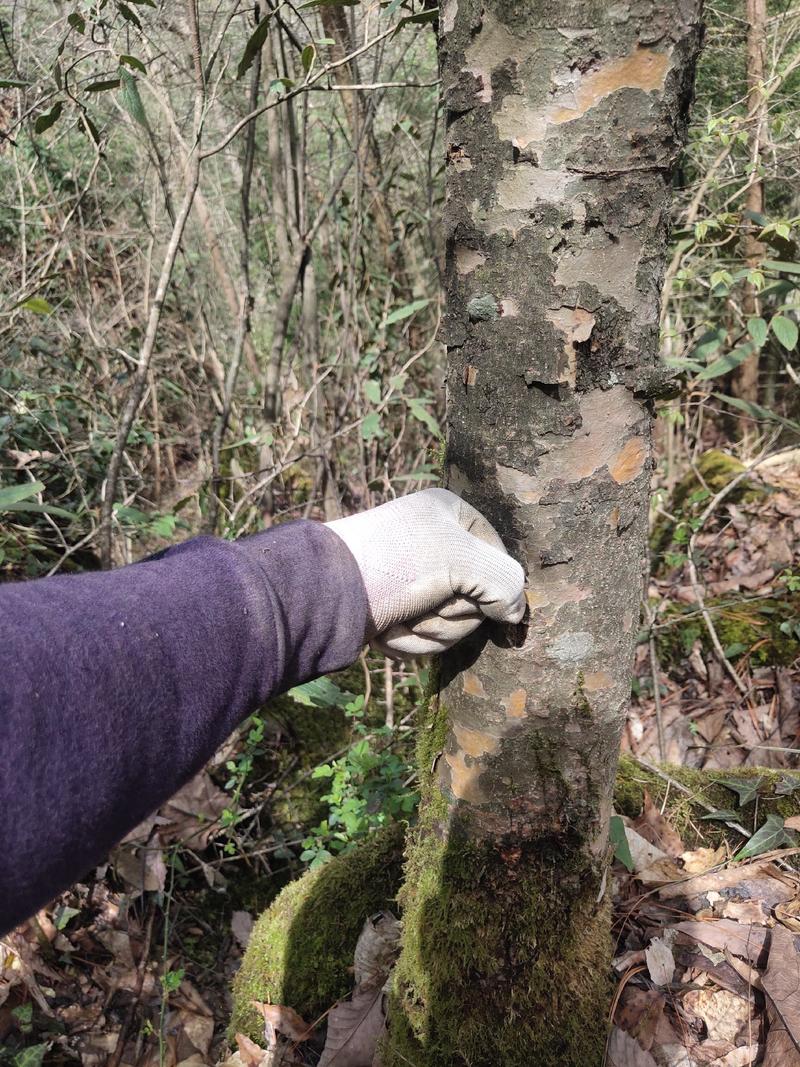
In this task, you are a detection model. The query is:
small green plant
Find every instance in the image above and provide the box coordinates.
[300,694,418,869]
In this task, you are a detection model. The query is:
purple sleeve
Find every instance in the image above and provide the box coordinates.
[0,520,367,933]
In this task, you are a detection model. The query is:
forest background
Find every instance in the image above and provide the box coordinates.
[1,0,800,1064]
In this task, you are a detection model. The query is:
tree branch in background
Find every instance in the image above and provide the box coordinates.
[99,0,206,567]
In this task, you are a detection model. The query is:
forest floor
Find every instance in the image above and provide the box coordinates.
[2,450,800,1067]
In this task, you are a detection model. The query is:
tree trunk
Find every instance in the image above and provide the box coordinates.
[732,0,767,403]
[384,3,703,1064]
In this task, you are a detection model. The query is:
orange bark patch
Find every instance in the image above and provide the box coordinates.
[462,671,488,698]
[583,671,613,692]
[525,589,549,610]
[550,48,670,125]
[444,750,487,804]
[502,688,528,718]
[610,437,647,483]
[453,723,499,758]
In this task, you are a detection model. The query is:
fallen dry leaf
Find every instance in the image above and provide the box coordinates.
[681,846,727,875]
[353,911,401,990]
[660,862,793,909]
[775,897,800,932]
[614,987,666,1051]
[623,823,683,884]
[683,987,751,1044]
[318,985,385,1067]
[607,1026,658,1067]
[721,899,771,926]
[235,1032,270,1066]
[762,925,800,1054]
[674,919,768,965]
[250,1002,313,1043]
[709,1045,759,1066]
[646,934,676,987]
[175,979,214,1056]
[634,792,685,859]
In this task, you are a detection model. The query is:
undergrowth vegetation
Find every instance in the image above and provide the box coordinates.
[1,0,799,1064]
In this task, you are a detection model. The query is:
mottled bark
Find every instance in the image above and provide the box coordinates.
[385,3,703,1064]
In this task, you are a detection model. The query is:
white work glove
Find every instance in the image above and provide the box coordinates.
[326,488,526,657]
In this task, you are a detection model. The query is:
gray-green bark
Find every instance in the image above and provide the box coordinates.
[385,3,704,1064]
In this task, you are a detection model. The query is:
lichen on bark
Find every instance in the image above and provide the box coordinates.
[385,3,705,1063]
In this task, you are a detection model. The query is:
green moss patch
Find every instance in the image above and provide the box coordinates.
[230,822,405,1042]
[615,754,800,851]
[655,593,800,669]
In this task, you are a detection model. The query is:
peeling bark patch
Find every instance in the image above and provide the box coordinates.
[554,233,641,311]
[609,436,647,483]
[462,671,488,699]
[492,46,669,151]
[444,725,502,805]
[444,750,488,804]
[582,671,613,692]
[496,166,571,211]
[549,48,671,126]
[502,688,528,718]
[453,724,500,758]
[467,294,500,321]
[497,463,540,505]
[550,631,595,663]
[442,0,457,34]
[455,246,486,275]
[545,306,595,387]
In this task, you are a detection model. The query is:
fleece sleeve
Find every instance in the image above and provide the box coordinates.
[0,520,368,934]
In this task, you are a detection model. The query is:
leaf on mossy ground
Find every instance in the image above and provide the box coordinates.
[620,821,682,883]
[775,775,800,796]
[353,911,401,989]
[680,844,726,874]
[610,814,635,872]
[736,814,797,860]
[250,1002,313,1043]
[645,933,676,987]
[632,791,685,858]
[701,808,741,822]
[718,775,764,807]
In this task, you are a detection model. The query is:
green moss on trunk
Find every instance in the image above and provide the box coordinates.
[384,813,611,1066]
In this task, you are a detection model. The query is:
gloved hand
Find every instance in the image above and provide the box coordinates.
[326,488,526,657]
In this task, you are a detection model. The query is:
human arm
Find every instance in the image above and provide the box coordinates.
[0,490,525,933]
[0,521,366,933]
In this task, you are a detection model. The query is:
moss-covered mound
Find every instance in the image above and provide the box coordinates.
[230,821,406,1042]
[655,592,800,669]
[650,448,762,562]
[230,756,800,1055]
[615,753,800,848]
